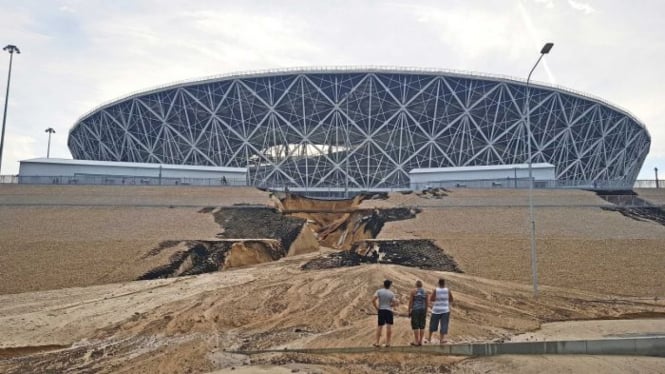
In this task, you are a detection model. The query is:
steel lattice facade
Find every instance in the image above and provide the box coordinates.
[68,68,650,189]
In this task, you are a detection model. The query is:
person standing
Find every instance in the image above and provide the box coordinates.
[372,279,397,347]
[408,280,428,346]
[427,278,453,345]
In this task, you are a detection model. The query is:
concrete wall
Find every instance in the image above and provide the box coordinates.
[237,337,665,358]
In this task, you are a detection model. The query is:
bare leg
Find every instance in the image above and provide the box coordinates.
[386,325,392,346]
[427,330,433,343]
[417,329,424,345]
[412,330,419,344]
[439,332,446,344]
[375,326,382,346]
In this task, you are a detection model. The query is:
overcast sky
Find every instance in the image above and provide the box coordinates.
[0,0,663,178]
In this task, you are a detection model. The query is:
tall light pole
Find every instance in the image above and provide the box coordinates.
[45,127,56,159]
[0,44,20,174]
[656,167,659,189]
[525,42,553,297]
[342,92,351,198]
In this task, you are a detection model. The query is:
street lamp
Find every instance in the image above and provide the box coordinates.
[45,127,56,159]
[656,167,660,189]
[342,91,351,198]
[0,44,20,174]
[525,42,553,297]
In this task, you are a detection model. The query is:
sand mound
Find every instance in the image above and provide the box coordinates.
[1,259,664,373]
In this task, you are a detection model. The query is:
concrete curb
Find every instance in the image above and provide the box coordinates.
[233,337,665,357]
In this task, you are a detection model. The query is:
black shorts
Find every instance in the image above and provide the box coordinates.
[410,309,426,330]
[377,309,394,326]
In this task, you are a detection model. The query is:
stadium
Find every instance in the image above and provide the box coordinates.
[68,67,651,190]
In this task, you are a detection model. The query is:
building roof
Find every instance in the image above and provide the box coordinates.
[409,163,555,174]
[20,158,246,172]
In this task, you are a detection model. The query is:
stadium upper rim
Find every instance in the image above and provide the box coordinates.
[69,65,649,137]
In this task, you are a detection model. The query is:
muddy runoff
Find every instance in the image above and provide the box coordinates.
[138,192,461,280]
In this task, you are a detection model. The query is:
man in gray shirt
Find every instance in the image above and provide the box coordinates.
[372,279,397,347]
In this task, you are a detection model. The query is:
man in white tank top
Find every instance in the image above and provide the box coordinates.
[427,278,454,344]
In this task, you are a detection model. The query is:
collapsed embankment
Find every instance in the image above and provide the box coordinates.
[138,191,461,280]
[138,206,319,280]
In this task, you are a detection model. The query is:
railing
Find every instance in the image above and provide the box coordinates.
[0,175,662,192]
[5,175,247,187]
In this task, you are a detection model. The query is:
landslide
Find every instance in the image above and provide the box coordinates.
[137,206,320,280]
[2,258,664,374]
[279,192,420,250]
[137,193,431,280]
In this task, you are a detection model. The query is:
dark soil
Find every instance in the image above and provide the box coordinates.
[361,208,421,238]
[302,239,462,273]
[601,206,665,226]
[138,240,233,280]
[142,240,182,258]
[138,240,286,280]
[416,187,449,199]
[596,190,665,226]
[213,207,306,251]
[301,251,366,270]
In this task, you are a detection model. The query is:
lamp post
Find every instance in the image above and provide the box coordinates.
[45,127,55,158]
[0,44,20,174]
[656,167,659,189]
[342,92,351,198]
[525,42,553,297]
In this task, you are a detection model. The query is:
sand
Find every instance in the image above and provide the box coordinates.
[370,189,665,296]
[1,257,664,373]
[509,318,665,341]
[452,355,665,374]
[0,184,273,206]
[2,186,665,372]
[0,206,222,294]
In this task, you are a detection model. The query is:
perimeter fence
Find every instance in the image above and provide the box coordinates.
[1,174,662,192]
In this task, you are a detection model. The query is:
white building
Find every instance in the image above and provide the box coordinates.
[409,163,557,190]
[18,158,247,186]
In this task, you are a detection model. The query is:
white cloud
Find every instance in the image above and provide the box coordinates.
[397,2,532,62]
[2,132,36,174]
[532,0,555,8]
[0,0,663,178]
[567,0,596,14]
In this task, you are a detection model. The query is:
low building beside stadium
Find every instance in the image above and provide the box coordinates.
[18,158,246,186]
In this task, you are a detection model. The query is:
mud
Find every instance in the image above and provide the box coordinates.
[0,345,70,360]
[597,190,665,226]
[302,239,462,272]
[213,207,307,252]
[284,194,420,250]
[416,187,450,199]
[138,240,284,280]
[139,194,423,280]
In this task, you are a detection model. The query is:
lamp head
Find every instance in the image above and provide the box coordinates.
[540,43,554,54]
[3,45,20,54]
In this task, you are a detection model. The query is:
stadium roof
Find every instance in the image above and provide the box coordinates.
[69,66,648,136]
